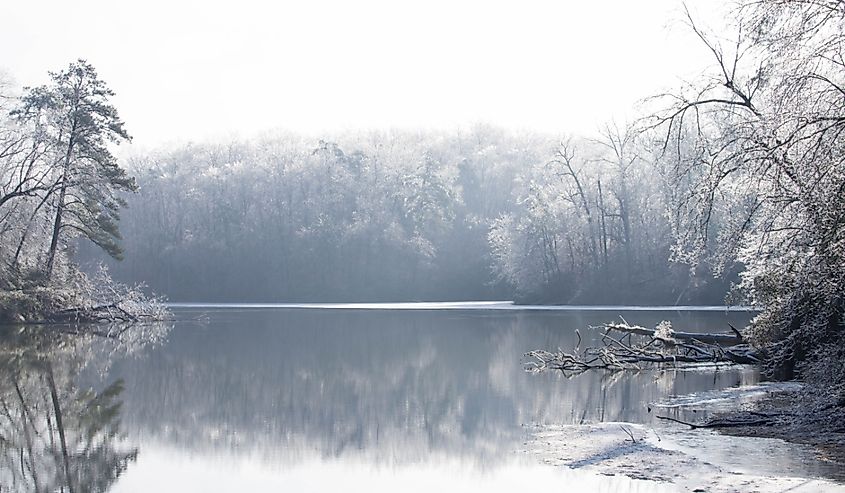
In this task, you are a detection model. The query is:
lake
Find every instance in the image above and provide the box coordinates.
[2,304,840,491]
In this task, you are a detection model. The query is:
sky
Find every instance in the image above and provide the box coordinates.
[0,0,732,149]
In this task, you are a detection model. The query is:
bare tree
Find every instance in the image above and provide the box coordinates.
[649,1,845,389]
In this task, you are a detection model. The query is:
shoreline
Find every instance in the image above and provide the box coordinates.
[523,383,845,491]
[712,389,845,477]
[523,420,844,492]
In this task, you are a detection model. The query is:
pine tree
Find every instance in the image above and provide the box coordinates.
[12,60,135,280]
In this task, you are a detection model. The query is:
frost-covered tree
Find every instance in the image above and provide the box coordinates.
[12,60,135,279]
[0,62,161,323]
[650,1,845,390]
[488,130,699,304]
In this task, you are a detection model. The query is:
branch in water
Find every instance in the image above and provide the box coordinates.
[525,321,761,375]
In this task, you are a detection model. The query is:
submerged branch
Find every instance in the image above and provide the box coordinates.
[655,414,775,429]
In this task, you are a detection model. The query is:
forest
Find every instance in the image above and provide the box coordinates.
[0,0,844,471]
[82,126,732,304]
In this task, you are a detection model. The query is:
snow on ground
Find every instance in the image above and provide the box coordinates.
[521,422,845,492]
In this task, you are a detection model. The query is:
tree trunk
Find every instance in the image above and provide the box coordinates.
[45,131,76,280]
[597,178,609,271]
[44,182,66,280]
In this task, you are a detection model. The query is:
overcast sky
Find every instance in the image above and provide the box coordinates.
[1,0,731,148]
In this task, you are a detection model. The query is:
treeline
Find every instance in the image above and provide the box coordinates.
[83,126,731,304]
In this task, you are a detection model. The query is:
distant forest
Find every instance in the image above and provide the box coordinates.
[79,126,734,304]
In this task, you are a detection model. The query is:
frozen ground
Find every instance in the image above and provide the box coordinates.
[521,422,844,492]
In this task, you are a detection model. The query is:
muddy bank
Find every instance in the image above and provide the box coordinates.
[709,389,845,476]
[650,381,845,478]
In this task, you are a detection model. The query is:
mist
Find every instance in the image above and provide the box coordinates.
[75,126,732,304]
[3,1,845,491]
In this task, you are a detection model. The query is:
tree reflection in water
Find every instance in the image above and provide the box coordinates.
[0,322,169,492]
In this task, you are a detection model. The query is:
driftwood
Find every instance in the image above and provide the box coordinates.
[604,322,744,345]
[525,321,762,376]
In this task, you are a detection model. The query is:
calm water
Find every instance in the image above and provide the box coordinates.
[2,305,837,491]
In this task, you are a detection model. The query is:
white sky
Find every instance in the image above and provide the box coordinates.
[0,0,731,148]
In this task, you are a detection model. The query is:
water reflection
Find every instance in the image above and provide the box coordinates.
[0,323,168,492]
[9,309,806,491]
[103,309,756,466]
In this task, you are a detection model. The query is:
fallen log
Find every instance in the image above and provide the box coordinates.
[604,322,744,345]
[525,321,762,375]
